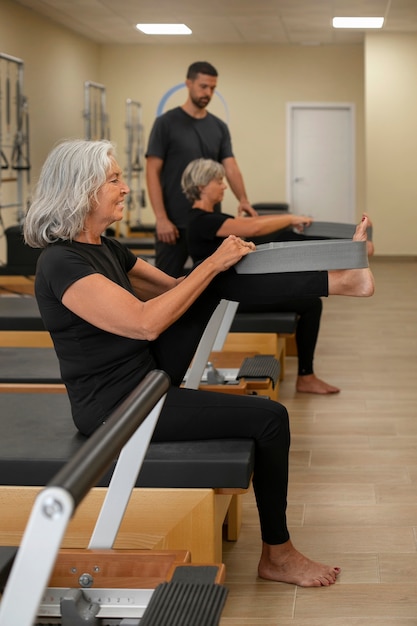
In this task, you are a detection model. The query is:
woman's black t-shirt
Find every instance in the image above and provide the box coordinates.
[187,209,233,263]
[35,237,156,435]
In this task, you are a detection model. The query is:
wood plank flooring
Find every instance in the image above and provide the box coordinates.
[220,259,417,625]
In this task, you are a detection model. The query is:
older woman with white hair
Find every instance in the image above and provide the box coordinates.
[24,139,373,588]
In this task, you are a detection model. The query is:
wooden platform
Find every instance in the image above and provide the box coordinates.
[0,276,35,296]
[0,486,243,564]
[222,331,287,380]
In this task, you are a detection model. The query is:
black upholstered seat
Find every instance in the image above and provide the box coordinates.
[0,347,61,383]
[0,393,254,490]
[0,297,45,331]
[0,226,42,276]
[231,311,297,335]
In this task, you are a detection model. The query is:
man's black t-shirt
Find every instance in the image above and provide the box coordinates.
[146,107,234,228]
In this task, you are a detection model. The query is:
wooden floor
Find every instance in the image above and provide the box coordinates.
[220,259,417,625]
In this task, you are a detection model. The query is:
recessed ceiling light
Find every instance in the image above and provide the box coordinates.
[136,23,192,35]
[332,17,384,29]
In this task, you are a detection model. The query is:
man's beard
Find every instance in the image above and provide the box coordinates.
[192,96,210,109]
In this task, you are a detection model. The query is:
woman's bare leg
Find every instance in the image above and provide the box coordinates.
[328,215,374,297]
[258,540,341,587]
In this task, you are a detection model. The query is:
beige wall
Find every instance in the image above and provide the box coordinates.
[0,0,100,176]
[365,33,417,255]
[0,0,100,261]
[1,0,416,258]
[100,43,365,225]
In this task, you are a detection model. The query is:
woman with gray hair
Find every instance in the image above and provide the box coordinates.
[24,139,373,588]
[182,158,343,394]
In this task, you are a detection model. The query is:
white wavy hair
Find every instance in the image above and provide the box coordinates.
[24,139,115,248]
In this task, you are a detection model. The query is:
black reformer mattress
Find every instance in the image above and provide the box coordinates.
[0,392,254,490]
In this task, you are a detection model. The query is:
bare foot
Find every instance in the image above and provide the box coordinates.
[258,540,341,587]
[296,374,340,394]
[353,213,371,243]
[362,213,375,257]
[328,214,375,297]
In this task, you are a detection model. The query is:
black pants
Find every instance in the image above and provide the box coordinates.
[151,270,329,544]
[152,269,329,385]
[239,297,323,376]
[235,228,326,376]
[155,229,189,278]
[157,228,325,373]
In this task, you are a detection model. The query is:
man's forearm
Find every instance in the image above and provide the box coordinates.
[223,158,249,203]
[146,157,168,221]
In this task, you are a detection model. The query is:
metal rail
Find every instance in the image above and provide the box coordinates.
[0,369,170,625]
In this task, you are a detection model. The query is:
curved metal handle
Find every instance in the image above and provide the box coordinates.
[48,369,170,507]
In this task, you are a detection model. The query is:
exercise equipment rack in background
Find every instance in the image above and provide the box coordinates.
[124,98,149,232]
[0,52,31,232]
[110,98,155,258]
[83,80,110,141]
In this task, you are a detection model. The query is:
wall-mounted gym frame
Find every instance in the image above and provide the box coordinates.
[83,80,110,141]
[0,52,31,229]
[125,98,147,230]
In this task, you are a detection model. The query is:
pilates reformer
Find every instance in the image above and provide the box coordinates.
[0,369,228,625]
[181,299,280,393]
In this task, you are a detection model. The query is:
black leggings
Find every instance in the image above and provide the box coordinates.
[212,269,327,376]
[239,297,323,376]
[155,229,189,278]
[152,269,329,385]
[152,387,291,545]
[151,269,329,545]
[240,227,332,376]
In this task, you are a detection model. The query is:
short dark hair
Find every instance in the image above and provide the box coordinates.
[186,61,218,80]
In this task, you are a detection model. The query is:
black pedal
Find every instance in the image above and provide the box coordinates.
[237,355,280,387]
[171,564,220,584]
[139,580,228,626]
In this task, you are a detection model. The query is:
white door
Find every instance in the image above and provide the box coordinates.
[287,103,355,223]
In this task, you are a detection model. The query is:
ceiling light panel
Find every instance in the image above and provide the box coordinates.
[136,23,192,35]
[332,17,384,28]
